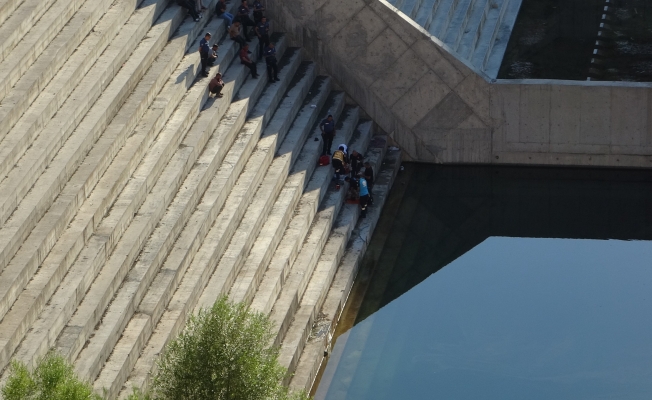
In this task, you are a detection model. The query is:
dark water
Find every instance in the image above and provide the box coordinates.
[499,0,652,81]
[314,164,652,400]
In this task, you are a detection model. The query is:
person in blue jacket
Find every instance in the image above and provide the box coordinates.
[358,168,370,218]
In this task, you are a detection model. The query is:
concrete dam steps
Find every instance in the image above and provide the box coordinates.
[0,0,401,397]
[388,0,522,77]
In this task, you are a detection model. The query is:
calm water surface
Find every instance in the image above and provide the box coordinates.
[314,165,652,400]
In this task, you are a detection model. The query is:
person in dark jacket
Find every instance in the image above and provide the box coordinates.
[236,0,255,40]
[252,0,265,23]
[319,115,336,155]
[349,150,363,177]
[177,0,200,21]
[255,17,270,58]
[264,41,279,82]
[198,32,212,76]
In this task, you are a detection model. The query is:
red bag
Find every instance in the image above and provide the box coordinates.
[318,155,330,166]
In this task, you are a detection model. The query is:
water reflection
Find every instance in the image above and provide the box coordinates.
[315,165,652,400]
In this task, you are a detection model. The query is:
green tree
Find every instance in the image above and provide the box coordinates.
[149,296,310,400]
[2,352,102,400]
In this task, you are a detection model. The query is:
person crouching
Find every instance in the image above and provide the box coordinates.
[331,146,347,181]
[209,73,224,97]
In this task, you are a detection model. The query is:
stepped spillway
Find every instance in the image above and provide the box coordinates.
[0,0,400,397]
[388,0,523,77]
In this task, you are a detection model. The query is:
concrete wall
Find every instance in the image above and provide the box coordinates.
[269,0,652,168]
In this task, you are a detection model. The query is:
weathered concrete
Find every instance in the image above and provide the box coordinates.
[0,4,233,376]
[269,0,652,168]
[0,0,423,398]
[289,145,401,393]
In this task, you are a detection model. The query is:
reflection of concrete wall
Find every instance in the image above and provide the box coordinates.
[269,0,652,167]
[492,81,652,167]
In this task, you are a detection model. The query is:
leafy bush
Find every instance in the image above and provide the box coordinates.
[149,296,310,400]
[2,352,102,400]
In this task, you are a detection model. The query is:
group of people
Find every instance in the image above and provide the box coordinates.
[320,116,375,218]
[201,0,280,94]
[177,0,208,21]
[229,0,279,82]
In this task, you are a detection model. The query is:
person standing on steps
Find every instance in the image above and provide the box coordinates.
[349,150,363,177]
[177,0,200,21]
[255,16,270,58]
[236,0,255,40]
[215,0,234,27]
[320,115,336,155]
[264,41,279,83]
[240,44,258,78]
[229,22,248,50]
[363,161,374,203]
[331,146,347,181]
[252,0,265,23]
[209,73,225,97]
[199,32,212,77]
[358,169,370,218]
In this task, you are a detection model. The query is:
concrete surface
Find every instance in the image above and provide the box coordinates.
[268,0,652,168]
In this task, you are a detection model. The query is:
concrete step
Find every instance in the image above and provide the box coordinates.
[193,99,353,313]
[443,0,476,50]
[0,0,144,154]
[481,0,521,78]
[289,146,402,393]
[0,6,222,370]
[253,106,361,353]
[81,46,303,395]
[428,0,458,39]
[0,3,197,371]
[117,75,333,398]
[0,16,243,376]
[456,0,490,58]
[99,57,314,399]
[469,0,517,76]
[226,79,338,307]
[245,93,349,317]
[216,66,333,310]
[0,0,24,28]
[272,124,379,383]
[0,0,178,290]
[58,39,288,383]
[413,0,438,29]
[0,0,87,100]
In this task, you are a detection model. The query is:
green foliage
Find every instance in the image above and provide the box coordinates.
[2,352,102,400]
[149,296,311,400]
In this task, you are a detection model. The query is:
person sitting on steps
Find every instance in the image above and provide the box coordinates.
[239,44,258,78]
[229,22,248,51]
[208,43,219,66]
[215,0,234,27]
[236,0,255,40]
[209,73,225,97]
[176,0,200,21]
